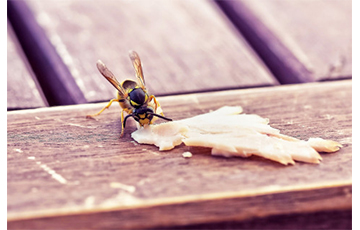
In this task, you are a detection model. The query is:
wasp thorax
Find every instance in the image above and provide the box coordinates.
[129,87,148,108]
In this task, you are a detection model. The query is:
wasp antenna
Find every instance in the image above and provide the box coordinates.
[151,113,173,121]
[123,114,136,128]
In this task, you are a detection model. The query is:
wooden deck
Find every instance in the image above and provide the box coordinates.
[8,80,352,229]
[7,0,352,229]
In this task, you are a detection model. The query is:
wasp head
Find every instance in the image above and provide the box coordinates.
[133,106,154,126]
[123,106,173,128]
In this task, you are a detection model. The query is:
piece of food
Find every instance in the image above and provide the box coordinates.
[307,137,343,152]
[182,152,193,158]
[131,106,342,165]
[132,122,188,151]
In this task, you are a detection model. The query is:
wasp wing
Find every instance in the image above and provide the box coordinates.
[96,60,126,96]
[129,50,146,89]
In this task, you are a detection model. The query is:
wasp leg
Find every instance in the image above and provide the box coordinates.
[86,99,119,118]
[120,109,125,137]
[149,95,164,116]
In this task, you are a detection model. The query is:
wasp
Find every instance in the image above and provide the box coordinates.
[87,51,172,137]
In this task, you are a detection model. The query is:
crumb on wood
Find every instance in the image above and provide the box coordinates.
[182,151,193,158]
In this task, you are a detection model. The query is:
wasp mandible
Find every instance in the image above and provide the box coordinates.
[87,51,172,137]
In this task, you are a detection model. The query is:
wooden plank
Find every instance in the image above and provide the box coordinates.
[175,210,351,230]
[7,80,351,229]
[8,1,87,106]
[20,0,277,103]
[217,0,352,83]
[7,21,47,110]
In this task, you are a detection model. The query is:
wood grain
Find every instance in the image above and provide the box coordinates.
[22,0,277,103]
[217,0,352,83]
[7,21,47,110]
[7,80,351,229]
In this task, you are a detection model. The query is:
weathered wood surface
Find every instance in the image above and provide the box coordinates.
[7,80,351,229]
[217,0,352,84]
[11,0,277,104]
[7,21,47,110]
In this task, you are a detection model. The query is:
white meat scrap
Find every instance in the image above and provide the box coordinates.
[131,122,188,151]
[131,106,342,165]
[307,137,343,153]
